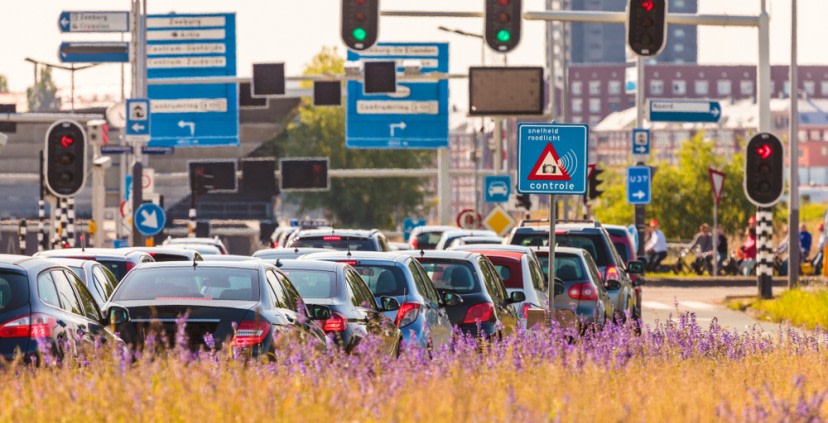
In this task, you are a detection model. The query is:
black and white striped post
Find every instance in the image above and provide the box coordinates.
[17,221,27,255]
[755,208,774,299]
[37,200,46,252]
[66,197,76,248]
[189,208,197,238]
[59,197,68,248]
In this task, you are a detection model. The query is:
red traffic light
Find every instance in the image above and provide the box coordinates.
[641,0,654,11]
[60,135,75,148]
[497,0,511,5]
[756,144,773,159]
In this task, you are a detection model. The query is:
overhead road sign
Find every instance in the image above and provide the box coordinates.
[147,13,238,148]
[346,42,449,149]
[484,175,512,203]
[631,128,650,155]
[626,166,652,205]
[517,123,589,195]
[134,203,166,237]
[58,11,130,33]
[649,99,722,123]
[125,98,151,141]
[58,42,129,63]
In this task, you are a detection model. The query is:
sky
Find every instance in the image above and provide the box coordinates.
[0,0,826,111]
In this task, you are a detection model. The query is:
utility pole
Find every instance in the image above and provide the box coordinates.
[788,0,800,288]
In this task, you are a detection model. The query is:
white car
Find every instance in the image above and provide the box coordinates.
[488,182,509,197]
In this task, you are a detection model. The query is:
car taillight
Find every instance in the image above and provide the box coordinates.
[411,238,419,249]
[521,303,532,319]
[339,260,358,266]
[322,312,348,333]
[323,236,342,241]
[395,303,420,328]
[0,314,56,338]
[462,303,494,324]
[568,282,598,301]
[605,265,620,282]
[125,261,136,273]
[231,320,270,347]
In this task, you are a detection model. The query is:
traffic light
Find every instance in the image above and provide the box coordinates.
[516,193,532,210]
[627,0,667,56]
[588,167,604,200]
[485,0,522,53]
[280,158,330,191]
[744,133,784,207]
[44,120,87,197]
[188,161,238,196]
[341,0,379,51]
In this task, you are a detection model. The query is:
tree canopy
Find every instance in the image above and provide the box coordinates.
[27,67,61,112]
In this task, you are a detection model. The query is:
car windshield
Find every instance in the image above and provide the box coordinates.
[414,232,444,249]
[613,241,630,262]
[282,269,337,299]
[0,271,28,312]
[554,255,587,281]
[417,259,481,294]
[291,236,374,251]
[113,268,260,301]
[350,265,407,297]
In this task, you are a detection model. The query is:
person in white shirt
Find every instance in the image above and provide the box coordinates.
[645,219,668,271]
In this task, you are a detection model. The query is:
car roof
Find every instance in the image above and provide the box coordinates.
[253,247,330,257]
[123,246,199,256]
[410,225,457,233]
[301,250,409,263]
[135,261,268,270]
[276,259,345,272]
[0,255,68,272]
[293,228,378,237]
[199,255,260,262]
[531,246,587,257]
[398,250,477,260]
[36,248,147,260]
[448,244,534,254]
[467,250,524,261]
[42,257,95,268]
[441,229,497,237]
[167,237,223,244]
[457,236,503,242]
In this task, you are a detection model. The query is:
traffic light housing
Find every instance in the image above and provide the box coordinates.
[341,0,379,51]
[280,158,330,191]
[587,167,604,200]
[516,193,532,210]
[744,133,784,207]
[627,0,667,56]
[485,0,522,53]
[44,120,87,197]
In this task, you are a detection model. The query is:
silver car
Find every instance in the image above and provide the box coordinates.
[552,247,613,329]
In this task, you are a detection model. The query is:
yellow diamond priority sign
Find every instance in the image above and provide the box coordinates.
[483,206,516,237]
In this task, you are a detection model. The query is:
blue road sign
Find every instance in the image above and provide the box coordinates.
[126,98,151,139]
[141,146,175,155]
[346,43,449,149]
[627,166,652,205]
[147,13,238,148]
[517,123,589,195]
[58,42,129,63]
[632,128,650,155]
[649,99,722,123]
[58,11,130,33]
[134,203,166,237]
[403,217,427,241]
[101,145,133,155]
[484,175,512,203]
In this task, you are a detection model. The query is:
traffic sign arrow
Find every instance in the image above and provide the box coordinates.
[132,123,145,132]
[649,99,722,123]
[141,210,158,229]
[632,190,646,200]
[390,122,407,136]
[635,145,647,153]
[59,17,70,31]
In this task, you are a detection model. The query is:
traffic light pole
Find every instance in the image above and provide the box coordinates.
[634,56,646,258]
[547,194,556,310]
[788,0,800,288]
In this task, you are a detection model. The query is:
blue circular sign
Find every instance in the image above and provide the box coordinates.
[134,203,166,237]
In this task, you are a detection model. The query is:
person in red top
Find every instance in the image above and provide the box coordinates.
[740,227,757,275]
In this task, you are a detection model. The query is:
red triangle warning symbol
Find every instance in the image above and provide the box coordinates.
[528,143,572,181]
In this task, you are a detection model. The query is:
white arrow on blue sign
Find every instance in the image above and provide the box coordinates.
[627,166,652,205]
[649,99,722,123]
[631,128,650,156]
[134,203,166,237]
[58,11,130,33]
[125,99,151,141]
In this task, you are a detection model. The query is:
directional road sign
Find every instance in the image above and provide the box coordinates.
[346,43,449,149]
[627,166,652,205]
[403,217,426,241]
[147,13,238,147]
[101,145,133,155]
[484,175,512,203]
[134,202,166,237]
[58,11,130,33]
[632,128,650,155]
[58,42,129,63]
[125,98,151,141]
[649,99,722,123]
[517,123,589,195]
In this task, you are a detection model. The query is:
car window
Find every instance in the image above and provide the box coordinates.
[408,261,434,303]
[479,259,504,303]
[91,266,115,300]
[353,270,379,309]
[284,269,336,300]
[65,271,101,321]
[265,271,289,309]
[415,231,444,249]
[97,260,128,281]
[352,265,408,297]
[277,272,303,312]
[37,272,61,309]
[613,242,630,262]
[419,259,480,294]
[51,270,83,315]
[412,260,440,304]
[113,268,260,301]
[346,270,375,309]
[582,254,605,287]
[528,257,547,292]
[554,255,587,281]
[290,236,375,251]
[377,235,390,252]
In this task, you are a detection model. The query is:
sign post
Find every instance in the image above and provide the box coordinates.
[708,168,726,276]
[517,122,589,313]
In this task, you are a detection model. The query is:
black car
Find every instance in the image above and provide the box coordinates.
[287,229,390,252]
[45,258,119,308]
[277,260,402,356]
[105,261,329,356]
[0,255,121,362]
[36,248,155,281]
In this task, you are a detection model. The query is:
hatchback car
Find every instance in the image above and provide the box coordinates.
[163,237,228,255]
[402,250,522,339]
[408,225,458,250]
[288,229,390,252]
[44,258,119,308]
[0,255,121,362]
[105,261,328,356]
[36,248,154,281]
[552,247,614,329]
[301,251,454,351]
[277,260,402,356]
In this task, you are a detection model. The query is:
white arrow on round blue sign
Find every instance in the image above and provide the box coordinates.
[134,203,166,236]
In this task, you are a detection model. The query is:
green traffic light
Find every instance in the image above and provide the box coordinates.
[352,27,367,42]
[496,29,511,43]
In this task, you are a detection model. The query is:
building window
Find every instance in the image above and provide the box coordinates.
[589,115,601,125]
[650,80,664,95]
[589,81,601,96]
[740,80,754,96]
[822,81,828,96]
[674,44,685,52]
[571,81,582,96]
[717,80,732,96]
[804,81,815,96]
[674,28,686,38]
[608,81,621,96]
[784,81,791,96]
[673,80,686,95]
[695,80,708,95]
[589,98,601,113]
[822,147,828,157]
[608,101,621,112]
[572,99,583,113]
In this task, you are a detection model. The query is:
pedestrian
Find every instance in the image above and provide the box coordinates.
[799,223,812,262]
[814,222,825,274]
[645,219,668,272]
[687,224,713,274]
[716,226,728,274]
[740,227,757,276]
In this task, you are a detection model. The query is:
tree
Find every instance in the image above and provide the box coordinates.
[27,67,61,112]
[0,74,8,92]
[255,47,432,229]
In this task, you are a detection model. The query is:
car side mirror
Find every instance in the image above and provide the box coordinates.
[380,296,400,312]
[604,279,622,291]
[554,277,566,296]
[441,291,463,307]
[507,291,526,304]
[627,260,645,275]
[306,304,332,321]
[106,306,130,325]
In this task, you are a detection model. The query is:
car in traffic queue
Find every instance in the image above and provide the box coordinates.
[121,247,204,263]
[277,260,402,356]
[270,227,298,248]
[506,219,644,321]
[44,258,119,308]
[552,247,614,329]
[603,224,645,317]
[300,251,454,352]
[104,261,329,356]
[401,250,522,339]
[0,255,122,362]
[253,247,332,261]
[445,236,505,249]
[434,229,498,250]
[163,237,228,255]
[35,248,155,281]
[407,225,458,250]
[288,229,391,252]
